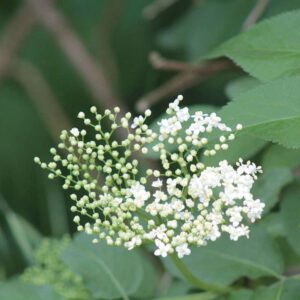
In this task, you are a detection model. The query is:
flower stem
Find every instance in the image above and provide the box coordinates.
[170,253,232,294]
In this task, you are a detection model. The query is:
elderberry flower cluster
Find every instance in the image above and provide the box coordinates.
[35,95,264,258]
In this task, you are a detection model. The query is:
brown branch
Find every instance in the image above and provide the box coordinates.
[25,0,128,115]
[143,0,179,20]
[96,0,124,89]
[149,51,196,72]
[136,58,233,112]
[0,4,36,79]
[10,60,72,141]
[242,0,271,30]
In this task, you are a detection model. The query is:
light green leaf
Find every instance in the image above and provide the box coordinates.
[62,233,143,300]
[0,281,64,300]
[147,105,217,159]
[262,145,300,170]
[251,278,300,300]
[164,226,284,286]
[281,184,300,255]
[210,10,300,81]
[252,168,293,213]
[157,0,254,61]
[219,76,300,149]
[225,76,260,100]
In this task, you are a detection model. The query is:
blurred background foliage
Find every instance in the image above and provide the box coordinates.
[1,0,300,298]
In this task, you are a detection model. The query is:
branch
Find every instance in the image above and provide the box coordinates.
[10,60,72,141]
[143,0,179,20]
[149,51,196,72]
[25,0,128,114]
[0,4,35,78]
[136,58,233,112]
[242,0,271,30]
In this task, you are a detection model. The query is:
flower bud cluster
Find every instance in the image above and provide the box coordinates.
[35,96,264,258]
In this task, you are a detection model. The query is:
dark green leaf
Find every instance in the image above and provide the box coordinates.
[158,0,254,61]
[225,76,260,100]
[210,10,300,81]
[262,145,300,170]
[62,233,143,299]
[252,168,293,214]
[133,253,159,299]
[227,289,253,300]
[250,278,300,300]
[155,292,217,300]
[164,226,284,286]
[281,184,300,255]
[202,134,266,166]
[260,213,285,238]
[219,76,300,148]
[0,281,64,300]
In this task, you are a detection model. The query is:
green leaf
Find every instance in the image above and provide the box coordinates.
[133,253,159,299]
[164,226,284,286]
[214,289,254,300]
[0,281,64,300]
[251,278,300,300]
[260,213,285,238]
[157,0,254,61]
[281,184,300,255]
[147,105,217,159]
[202,134,266,166]
[210,10,300,81]
[227,289,253,300]
[219,76,300,149]
[154,292,217,300]
[225,76,260,100]
[277,237,300,269]
[262,145,300,170]
[265,0,300,18]
[0,195,41,265]
[161,280,193,298]
[252,168,293,214]
[62,233,143,299]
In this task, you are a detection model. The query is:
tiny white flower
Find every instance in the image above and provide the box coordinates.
[152,179,163,188]
[176,107,190,122]
[176,243,191,258]
[154,239,171,257]
[70,127,80,137]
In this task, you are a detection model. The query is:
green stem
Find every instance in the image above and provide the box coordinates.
[170,253,232,294]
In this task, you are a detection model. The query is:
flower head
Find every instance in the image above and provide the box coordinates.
[35,96,264,258]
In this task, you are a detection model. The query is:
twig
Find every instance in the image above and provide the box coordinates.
[10,60,72,141]
[96,0,124,89]
[242,0,271,30]
[136,58,233,112]
[143,0,179,20]
[25,0,127,115]
[0,4,35,78]
[149,51,196,72]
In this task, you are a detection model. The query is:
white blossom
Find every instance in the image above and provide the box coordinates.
[70,127,80,137]
[154,239,171,257]
[126,182,150,208]
[36,95,264,259]
[176,243,191,258]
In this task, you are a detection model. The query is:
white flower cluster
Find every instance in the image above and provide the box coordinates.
[35,96,264,259]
